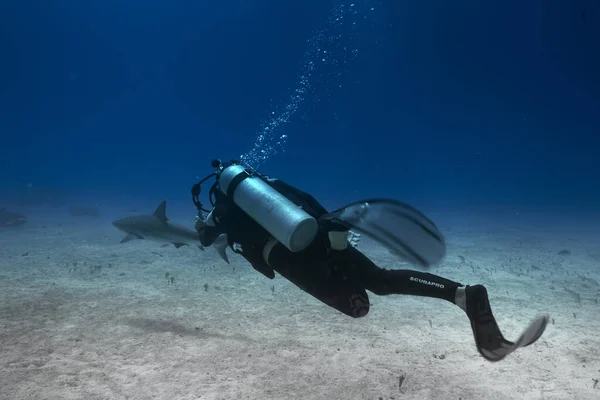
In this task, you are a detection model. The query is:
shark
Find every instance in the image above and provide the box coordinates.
[0,208,27,227]
[112,201,204,250]
[207,228,362,267]
[212,234,230,264]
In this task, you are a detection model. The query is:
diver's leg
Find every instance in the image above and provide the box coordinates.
[370,268,460,301]
[267,242,370,318]
[342,247,538,361]
[338,246,462,303]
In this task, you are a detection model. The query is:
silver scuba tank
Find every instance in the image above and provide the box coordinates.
[218,164,318,252]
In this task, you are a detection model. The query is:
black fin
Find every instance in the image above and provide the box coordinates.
[477,315,549,362]
[324,199,446,268]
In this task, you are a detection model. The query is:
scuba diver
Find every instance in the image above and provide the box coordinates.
[191,159,549,362]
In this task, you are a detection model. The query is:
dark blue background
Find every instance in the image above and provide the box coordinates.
[1,0,598,213]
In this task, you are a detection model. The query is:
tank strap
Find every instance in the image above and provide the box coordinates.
[226,168,251,198]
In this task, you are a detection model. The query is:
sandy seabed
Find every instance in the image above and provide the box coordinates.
[1,208,599,400]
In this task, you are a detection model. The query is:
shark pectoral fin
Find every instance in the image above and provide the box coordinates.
[197,244,205,251]
[213,234,230,264]
[172,242,188,249]
[120,234,142,244]
[216,245,230,264]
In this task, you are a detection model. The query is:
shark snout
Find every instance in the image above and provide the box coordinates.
[112,218,127,230]
[112,216,144,235]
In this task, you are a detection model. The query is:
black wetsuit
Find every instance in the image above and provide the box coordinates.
[198,177,462,318]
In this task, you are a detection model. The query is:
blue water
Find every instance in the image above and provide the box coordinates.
[1,0,597,213]
[0,1,599,399]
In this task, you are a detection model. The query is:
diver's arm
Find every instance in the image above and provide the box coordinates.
[262,177,329,217]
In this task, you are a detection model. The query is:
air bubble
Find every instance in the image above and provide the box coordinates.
[239,0,377,169]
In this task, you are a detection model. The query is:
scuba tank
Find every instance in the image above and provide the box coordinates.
[217,163,318,252]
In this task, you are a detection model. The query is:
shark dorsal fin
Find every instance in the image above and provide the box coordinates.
[153,201,168,222]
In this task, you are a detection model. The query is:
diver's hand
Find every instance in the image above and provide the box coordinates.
[318,213,348,232]
[320,213,356,250]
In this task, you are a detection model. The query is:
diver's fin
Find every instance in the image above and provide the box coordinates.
[322,199,446,268]
[153,201,168,222]
[213,234,230,264]
[477,315,549,362]
[120,233,142,243]
[172,242,188,249]
[518,315,549,347]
